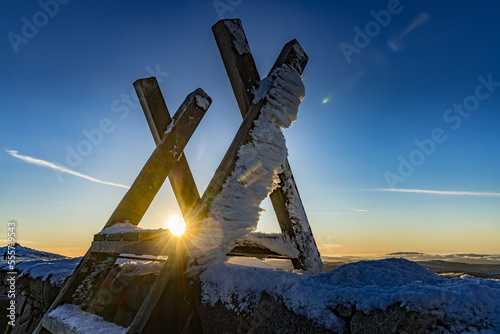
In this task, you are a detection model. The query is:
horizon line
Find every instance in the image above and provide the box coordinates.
[376,188,500,197]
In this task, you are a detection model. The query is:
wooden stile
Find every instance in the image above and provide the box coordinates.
[36,18,325,334]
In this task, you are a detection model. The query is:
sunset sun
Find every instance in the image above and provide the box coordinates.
[166,215,186,236]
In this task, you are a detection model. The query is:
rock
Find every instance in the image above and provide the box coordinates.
[0,295,12,333]
[350,303,436,334]
[334,304,354,318]
[248,292,338,334]
[195,299,252,334]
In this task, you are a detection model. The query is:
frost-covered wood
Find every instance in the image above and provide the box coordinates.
[105,88,211,228]
[134,77,200,220]
[213,19,324,274]
[90,232,173,256]
[212,19,260,117]
[189,45,307,269]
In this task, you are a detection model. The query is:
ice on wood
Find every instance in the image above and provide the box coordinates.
[190,62,305,268]
[224,20,251,55]
[196,94,211,110]
[280,169,325,274]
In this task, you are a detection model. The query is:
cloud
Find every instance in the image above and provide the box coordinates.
[6,150,129,189]
[376,188,500,197]
[350,209,367,212]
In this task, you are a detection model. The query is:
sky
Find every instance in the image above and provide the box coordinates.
[0,0,499,257]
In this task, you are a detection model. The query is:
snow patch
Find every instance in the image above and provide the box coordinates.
[164,121,174,135]
[98,222,162,235]
[98,222,141,235]
[48,304,127,334]
[195,94,210,110]
[224,20,251,55]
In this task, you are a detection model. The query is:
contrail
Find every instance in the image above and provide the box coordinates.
[376,188,500,197]
[6,149,130,189]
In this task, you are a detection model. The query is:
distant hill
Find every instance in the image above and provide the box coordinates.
[0,244,67,262]
[0,244,80,286]
[322,252,500,279]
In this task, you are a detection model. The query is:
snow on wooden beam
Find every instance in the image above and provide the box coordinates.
[186,44,306,271]
[232,232,300,259]
[45,304,127,334]
[134,77,201,222]
[212,19,324,274]
[105,89,211,228]
[212,19,260,117]
[90,231,174,256]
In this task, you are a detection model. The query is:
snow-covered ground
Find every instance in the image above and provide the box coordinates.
[0,245,81,286]
[202,258,500,333]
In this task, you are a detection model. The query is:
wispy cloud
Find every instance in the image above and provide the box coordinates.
[6,150,129,189]
[308,212,349,215]
[350,208,367,212]
[376,188,500,197]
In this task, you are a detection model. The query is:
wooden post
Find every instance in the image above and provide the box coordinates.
[105,89,211,228]
[212,19,324,274]
[134,78,201,222]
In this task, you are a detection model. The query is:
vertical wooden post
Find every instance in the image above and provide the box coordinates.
[212,19,324,274]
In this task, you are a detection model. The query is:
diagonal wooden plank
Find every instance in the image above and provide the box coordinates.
[126,256,174,333]
[212,19,324,273]
[134,77,201,222]
[105,88,211,228]
[198,39,306,218]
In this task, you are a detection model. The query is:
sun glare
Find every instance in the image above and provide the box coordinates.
[166,215,186,236]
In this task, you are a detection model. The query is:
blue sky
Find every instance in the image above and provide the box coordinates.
[1,0,499,256]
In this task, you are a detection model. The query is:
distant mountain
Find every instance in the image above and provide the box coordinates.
[0,244,67,261]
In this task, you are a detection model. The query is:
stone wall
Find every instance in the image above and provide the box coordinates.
[0,270,62,333]
[0,269,438,334]
[193,291,437,334]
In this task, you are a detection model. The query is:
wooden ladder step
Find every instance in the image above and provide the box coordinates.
[42,304,127,334]
[90,229,174,256]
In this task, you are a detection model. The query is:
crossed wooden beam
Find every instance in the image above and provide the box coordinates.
[109,19,324,273]
[35,19,324,334]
